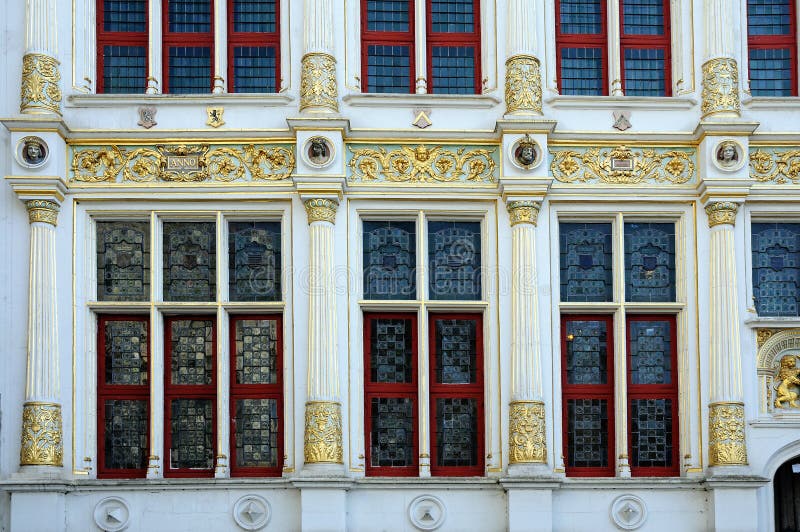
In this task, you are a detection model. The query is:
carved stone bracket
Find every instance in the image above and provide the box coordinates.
[20,53,62,115]
[505,55,542,115]
[303,401,343,464]
[304,198,338,224]
[750,148,800,184]
[708,402,747,466]
[549,145,696,184]
[705,201,739,228]
[507,200,540,226]
[300,53,339,113]
[20,402,63,466]
[25,199,60,226]
[508,401,546,464]
[701,58,740,118]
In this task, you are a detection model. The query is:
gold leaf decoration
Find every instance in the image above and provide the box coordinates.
[749,148,800,184]
[509,401,547,464]
[505,55,542,115]
[303,401,343,463]
[20,402,63,466]
[20,53,62,115]
[701,58,740,118]
[300,52,338,112]
[550,145,695,184]
[708,403,748,466]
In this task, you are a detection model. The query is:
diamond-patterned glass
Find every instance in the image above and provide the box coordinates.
[566,320,608,385]
[560,223,613,302]
[566,398,608,468]
[235,319,278,385]
[97,221,150,301]
[169,398,213,469]
[629,320,672,385]
[370,397,415,467]
[163,222,215,301]
[104,320,148,385]
[228,221,281,301]
[370,318,413,384]
[428,221,481,300]
[624,222,676,302]
[363,221,416,300]
[435,319,477,384]
[630,398,673,467]
[169,319,214,385]
[435,398,477,467]
[752,223,800,316]
[234,398,279,467]
[104,399,148,470]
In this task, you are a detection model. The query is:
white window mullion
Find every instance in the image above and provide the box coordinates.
[613,213,631,477]
[415,0,427,93]
[213,0,227,92]
[215,213,230,477]
[418,210,431,476]
[148,0,163,94]
[148,212,165,478]
[607,0,623,95]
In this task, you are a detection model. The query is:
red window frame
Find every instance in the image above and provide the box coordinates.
[626,314,679,477]
[229,314,283,477]
[747,0,798,96]
[555,0,609,96]
[164,315,217,478]
[97,315,150,479]
[226,0,281,93]
[162,0,215,94]
[360,0,416,93]
[619,0,672,96]
[561,314,615,477]
[363,312,419,476]
[425,0,482,94]
[429,312,484,477]
[96,0,149,94]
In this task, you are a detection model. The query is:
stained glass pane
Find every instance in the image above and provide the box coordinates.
[630,398,673,467]
[233,0,276,32]
[370,318,413,384]
[104,399,148,470]
[169,398,213,469]
[168,0,211,32]
[560,223,613,302]
[103,0,147,31]
[233,47,277,93]
[228,221,281,301]
[104,320,148,385]
[103,46,147,94]
[170,319,214,385]
[748,0,791,36]
[752,223,800,316]
[235,319,278,385]
[370,397,414,467]
[363,221,416,299]
[749,48,793,97]
[624,222,675,302]
[97,221,150,301]
[566,398,608,468]
[435,319,477,384]
[163,222,216,301]
[623,48,666,97]
[623,0,664,35]
[431,46,475,95]
[431,0,474,33]
[367,45,411,93]
[566,320,608,385]
[435,398,477,467]
[367,0,409,32]
[428,221,481,300]
[560,0,603,34]
[235,398,279,467]
[168,47,211,94]
[629,320,672,385]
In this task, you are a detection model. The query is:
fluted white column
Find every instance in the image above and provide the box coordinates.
[701,0,740,117]
[213,0,227,93]
[705,202,747,468]
[19,200,63,469]
[300,0,338,112]
[504,0,543,114]
[21,0,61,113]
[302,198,343,467]
[507,201,547,470]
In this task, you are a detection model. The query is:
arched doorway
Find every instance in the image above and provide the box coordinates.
[775,456,800,532]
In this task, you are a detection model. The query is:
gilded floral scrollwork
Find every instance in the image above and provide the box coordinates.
[348,144,497,184]
[72,147,126,182]
[701,58,740,117]
[505,55,542,115]
[708,403,748,466]
[749,148,800,184]
[549,145,695,184]
[20,402,63,466]
[300,53,339,112]
[20,53,62,115]
[304,401,343,463]
[509,401,546,464]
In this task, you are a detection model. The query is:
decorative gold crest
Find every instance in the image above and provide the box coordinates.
[206,107,225,128]
[550,145,695,184]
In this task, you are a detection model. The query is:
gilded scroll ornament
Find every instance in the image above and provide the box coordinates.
[347,144,497,184]
[549,145,695,184]
[756,328,779,349]
[25,200,60,226]
[300,53,339,113]
[749,148,800,184]
[509,401,547,464]
[701,58,740,117]
[20,53,62,115]
[708,403,747,466]
[774,355,800,409]
[505,55,542,115]
[303,401,343,464]
[507,200,540,226]
[71,144,295,183]
[20,402,63,466]
[705,201,739,227]
[304,198,338,224]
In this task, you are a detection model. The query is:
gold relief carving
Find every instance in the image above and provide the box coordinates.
[71,143,295,183]
[757,328,779,349]
[749,148,800,184]
[701,58,740,117]
[705,201,739,227]
[20,53,62,115]
[509,401,547,464]
[20,402,63,466]
[304,198,339,224]
[25,200,60,226]
[549,145,695,184]
[708,403,747,466]
[347,144,497,184]
[774,355,800,409]
[304,401,343,464]
[507,200,540,226]
[300,53,339,113]
[505,55,542,115]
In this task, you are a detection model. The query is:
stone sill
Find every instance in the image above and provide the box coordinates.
[67,93,295,108]
[352,477,500,490]
[0,477,294,492]
[750,417,800,428]
[545,95,697,111]
[342,93,501,109]
[744,317,800,328]
[743,97,800,110]
[560,477,706,489]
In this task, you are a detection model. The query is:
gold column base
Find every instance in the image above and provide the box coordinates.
[701,57,740,118]
[505,55,543,115]
[20,402,63,466]
[509,400,547,464]
[304,401,343,464]
[20,53,62,115]
[300,52,339,113]
[708,402,748,466]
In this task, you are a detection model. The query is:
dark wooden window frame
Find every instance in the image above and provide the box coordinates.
[96,0,149,94]
[747,0,798,96]
[226,0,281,93]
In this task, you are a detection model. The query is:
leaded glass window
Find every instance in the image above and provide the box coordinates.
[369,397,415,467]
[628,319,672,385]
[104,320,149,385]
[104,399,149,470]
[169,398,214,469]
[747,0,796,96]
[234,318,279,384]
[560,222,613,302]
[566,398,609,468]
[229,221,281,302]
[163,221,216,302]
[565,320,609,385]
[434,398,478,467]
[234,398,279,467]
[97,221,150,301]
[363,221,416,300]
[752,223,800,316]
[169,319,214,385]
[428,221,481,300]
[369,318,414,383]
[630,398,672,468]
[624,222,676,302]
[434,319,477,384]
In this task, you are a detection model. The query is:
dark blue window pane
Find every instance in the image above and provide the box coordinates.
[560,222,613,302]
[623,0,664,35]
[624,222,675,302]
[168,0,211,32]
[367,0,409,32]
[567,399,608,467]
[566,320,608,385]
[629,320,672,384]
[752,223,800,316]
[560,0,603,34]
[367,45,411,93]
[435,319,477,384]
[749,48,793,96]
[431,0,474,33]
[103,46,146,94]
[370,398,415,467]
[168,47,211,94]
[228,221,281,301]
[748,0,791,36]
[560,48,604,95]
[428,221,481,300]
[363,221,416,299]
[623,48,666,96]
[233,47,276,93]
[163,221,215,300]
[97,220,150,300]
[435,398,478,466]
[233,0,276,32]
[431,46,475,94]
[370,318,414,383]
[630,398,673,467]
[104,0,147,32]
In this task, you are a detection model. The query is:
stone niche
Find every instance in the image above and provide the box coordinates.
[757,328,800,416]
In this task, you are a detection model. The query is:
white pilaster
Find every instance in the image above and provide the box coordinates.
[504,0,543,114]
[213,0,227,93]
[21,0,62,113]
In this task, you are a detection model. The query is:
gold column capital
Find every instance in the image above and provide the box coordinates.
[708,402,748,466]
[701,57,740,118]
[304,401,343,464]
[300,52,339,113]
[304,198,339,224]
[20,53,62,115]
[25,199,60,226]
[507,200,541,226]
[705,201,739,227]
[509,401,547,464]
[505,55,542,115]
[20,402,63,466]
